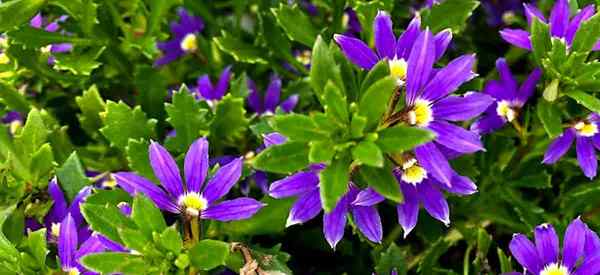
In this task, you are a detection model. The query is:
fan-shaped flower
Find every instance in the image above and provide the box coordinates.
[154,8,204,67]
[195,65,232,102]
[30,13,72,65]
[247,75,298,115]
[58,214,107,275]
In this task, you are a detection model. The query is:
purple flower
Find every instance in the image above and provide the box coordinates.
[154,8,204,67]
[505,217,600,275]
[500,1,600,51]
[195,66,232,101]
[247,75,298,115]
[480,0,526,27]
[29,13,73,65]
[543,113,600,179]
[343,8,362,37]
[113,137,265,221]
[334,11,452,86]
[58,214,106,274]
[472,58,542,134]
[2,111,23,135]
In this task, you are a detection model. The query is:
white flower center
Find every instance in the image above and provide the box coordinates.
[51,222,60,237]
[9,120,21,135]
[296,50,312,66]
[574,121,598,137]
[180,33,198,52]
[40,45,52,54]
[178,192,208,217]
[0,52,9,65]
[389,58,408,86]
[401,158,427,184]
[408,99,433,127]
[496,100,516,122]
[540,263,569,275]
[66,267,80,275]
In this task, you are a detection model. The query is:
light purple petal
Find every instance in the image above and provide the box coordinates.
[434,29,452,60]
[566,5,596,44]
[549,0,569,38]
[534,224,559,265]
[396,182,420,238]
[543,128,576,164]
[68,186,92,227]
[428,121,485,153]
[585,227,600,256]
[264,75,282,112]
[197,75,215,100]
[263,132,288,148]
[500,29,532,50]
[30,13,43,28]
[574,253,600,275]
[516,68,542,105]
[333,34,379,70]
[373,11,396,59]
[202,157,243,203]
[74,235,106,261]
[432,93,494,121]
[286,188,322,226]
[323,189,356,249]
[496,58,518,93]
[58,214,77,269]
[149,141,184,198]
[406,29,436,105]
[279,94,299,113]
[113,172,179,213]
[421,54,476,102]
[524,4,546,25]
[509,233,542,274]
[50,43,73,53]
[563,217,587,269]
[351,205,383,243]
[396,16,421,59]
[268,171,319,198]
[417,181,450,225]
[214,65,232,100]
[46,177,68,225]
[576,137,598,179]
[351,187,385,206]
[201,198,265,221]
[440,173,477,195]
[184,138,209,193]
[414,142,453,188]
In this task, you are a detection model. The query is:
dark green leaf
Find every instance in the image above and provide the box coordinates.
[56,152,89,202]
[531,18,551,64]
[126,139,157,182]
[223,197,294,236]
[566,90,600,113]
[536,100,563,138]
[81,252,146,275]
[8,26,96,48]
[131,194,166,238]
[214,31,267,64]
[0,0,46,32]
[75,85,106,138]
[323,81,349,124]
[53,46,106,76]
[421,0,479,33]
[165,88,209,152]
[81,203,136,244]
[375,243,406,275]
[271,114,329,141]
[0,81,30,113]
[271,4,318,47]
[100,101,156,150]
[572,12,600,53]
[209,94,248,146]
[358,76,396,129]
[319,153,350,212]
[135,65,167,120]
[189,240,230,270]
[376,126,435,153]
[252,141,309,174]
[357,164,403,203]
[352,140,384,167]
[360,61,390,96]
[310,36,344,96]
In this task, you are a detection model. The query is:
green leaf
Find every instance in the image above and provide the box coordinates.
[309,140,336,164]
[323,82,349,124]
[8,26,96,48]
[165,88,209,152]
[53,46,106,76]
[0,81,30,113]
[497,248,513,274]
[376,126,435,153]
[189,240,230,271]
[214,31,267,64]
[271,114,328,142]
[100,101,157,150]
[252,141,309,174]
[360,61,390,96]
[48,0,98,35]
[29,143,55,185]
[22,228,47,269]
[310,36,344,96]
[509,171,552,189]
[159,226,182,254]
[375,243,406,275]
[131,194,166,238]
[319,153,350,212]
[14,108,49,158]
[572,12,600,53]
[350,114,368,138]
[146,0,177,35]
[56,152,90,202]
[2,206,23,245]
[81,203,136,244]
[352,140,384,167]
[531,18,551,64]
[81,252,146,275]
[0,0,46,32]
[357,164,403,203]
[76,85,106,138]
[566,90,600,113]
[421,0,479,33]
[85,188,132,206]
[126,139,157,182]
[209,94,249,146]
[0,205,20,273]
[536,100,563,138]
[358,76,396,129]
[222,197,294,236]
[271,4,318,47]
[134,65,167,120]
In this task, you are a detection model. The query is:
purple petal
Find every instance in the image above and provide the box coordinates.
[421,54,476,102]
[417,181,450,225]
[286,188,322,226]
[566,5,596,44]
[323,189,355,249]
[279,94,299,113]
[432,93,494,121]
[563,217,587,269]
[202,157,243,203]
[428,121,484,153]
[351,205,383,243]
[543,128,576,164]
[576,137,598,179]
[113,172,179,213]
[373,11,396,59]
[58,214,77,269]
[414,142,453,187]
[74,235,106,261]
[440,173,477,195]
[483,79,514,101]
[333,34,379,70]
[263,132,288,148]
[197,75,215,100]
[268,171,319,198]
[574,253,600,275]
[406,29,436,105]
[149,141,184,198]
[549,0,569,38]
[396,16,421,59]
[585,227,600,256]
[500,29,532,50]
[396,181,420,238]
[30,13,43,28]
[96,234,127,252]
[496,58,518,93]
[153,48,184,67]
[516,68,542,105]
[184,138,209,193]
[524,4,546,25]
[351,187,385,206]
[509,233,542,274]
[68,186,92,227]
[471,110,507,135]
[534,224,559,264]
[201,198,265,221]
[50,43,73,53]
[247,79,264,113]
[45,178,68,225]
[594,134,600,151]
[214,65,232,100]
[434,29,452,60]
[264,75,282,112]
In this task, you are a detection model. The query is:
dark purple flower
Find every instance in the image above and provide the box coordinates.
[500,1,600,51]
[114,137,264,221]
[43,178,92,243]
[2,111,23,135]
[505,217,600,275]
[195,65,232,101]
[472,58,542,134]
[30,13,72,65]
[58,214,106,274]
[247,75,298,115]
[343,8,362,37]
[480,0,527,27]
[543,113,600,179]
[154,8,204,67]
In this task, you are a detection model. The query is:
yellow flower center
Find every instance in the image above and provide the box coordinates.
[540,263,569,275]
[389,58,408,85]
[296,50,312,66]
[496,101,516,122]
[574,121,598,137]
[0,37,7,48]
[9,120,21,135]
[178,192,208,216]
[408,99,433,127]
[40,45,52,54]
[0,52,9,65]
[51,222,60,237]
[180,33,198,52]
[66,267,80,275]
[102,178,117,188]
[401,158,427,184]
[341,13,350,29]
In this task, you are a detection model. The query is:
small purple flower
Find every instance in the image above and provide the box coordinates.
[543,113,600,179]
[195,65,232,101]
[342,8,362,37]
[505,217,600,275]
[30,13,73,65]
[480,0,526,27]
[2,111,23,135]
[113,137,264,221]
[247,75,298,115]
[472,58,542,135]
[500,1,600,51]
[58,214,106,274]
[154,8,204,67]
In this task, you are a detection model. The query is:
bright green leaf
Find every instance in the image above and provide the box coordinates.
[100,101,156,150]
[189,240,230,270]
[252,141,309,174]
[319,154,350,212]
[271,4,318,47]
[376,126,435,153]
[56,152,90,202]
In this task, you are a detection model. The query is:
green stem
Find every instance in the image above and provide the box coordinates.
[190,217,200,243]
